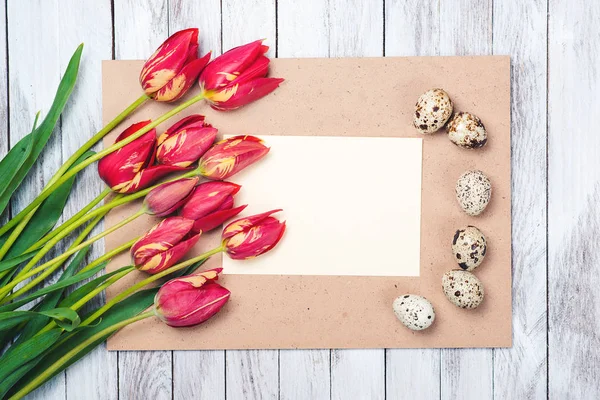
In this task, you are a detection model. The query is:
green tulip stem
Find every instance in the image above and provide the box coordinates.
[9,310,155,400]
[0,210,144,301]
[0,94,149,247]
[80,245,225,328]
[0,92,205,238]
[26,187,114,253]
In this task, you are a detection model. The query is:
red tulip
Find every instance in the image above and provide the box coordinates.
[180,181,247,233]
[140,28,211,102]
[198,135,269,180]
[154,268,230,327]
[222,209,286,260]
[199,39,283,110]
[144,177,199,217]
[131,217,200,274]
[98,121,185,193]
[156,115,217,168]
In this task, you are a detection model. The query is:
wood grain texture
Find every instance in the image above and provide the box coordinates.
[7,1,65,398]
[493,0,548,399]
[168,2,227,398]
[0,1,6,162]
[548,0,600,398]
[384,1,441,397]
[113,2,172,399]
[438,1,493,398]
[220,2,279,399]
[57,2,116,399]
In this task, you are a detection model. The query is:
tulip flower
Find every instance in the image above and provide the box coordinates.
[144,177,199,217]
[222,209,286,260]
[140,28,211,102]
[180,181,247,233]
[199,39,284,110]
[156,115,217,167]
[98,121,186,193]
[198,135,270,180]
[154,268,230,327]
[131,217,201,274]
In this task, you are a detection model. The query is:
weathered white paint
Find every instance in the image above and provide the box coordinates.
[493,0,548,398]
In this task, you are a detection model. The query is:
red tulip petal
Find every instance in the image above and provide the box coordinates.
[114,164,189,194]
[222,209,282,239]
[159,114,207,145]
[140,28,199,94]
[180,181,241,219]
[198,136,270,180]
[139,232,202,274]
[192,204,247,233]
[131,217,194,266]
[153,52,211,102]
[226,218,286,260]
[155,281,231,327]
[233,56,270,85]
[144,177,199,216]
[209,77,284,111]
[199,39,267,90]
[156,126,218,167]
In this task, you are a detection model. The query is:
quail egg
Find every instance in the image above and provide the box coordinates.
[456,170,492,216]
[441,270,485,309]
[452,226,487,271]
[447,112,488,149]
[413,89,453,134]
[393,294,436,331]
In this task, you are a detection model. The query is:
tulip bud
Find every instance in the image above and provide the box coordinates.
[140,28,211,102]
[154,268,230,327]
[156,115,217,167]
[198,135,269,180]
[131,217,201,274]
[98,121,186,193]
[180,181,247,233]
[144,177,199,217]
[199,39,283,110]
[222,210,286,260]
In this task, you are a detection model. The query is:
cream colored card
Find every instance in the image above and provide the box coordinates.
[222,135,423,276]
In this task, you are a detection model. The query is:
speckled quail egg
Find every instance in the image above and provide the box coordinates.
[455,170,492,216]
[393,294,436,331]
[441,270,484,309]
[447,112,488,149]
[413,89,453,134]
[452,226,487,271]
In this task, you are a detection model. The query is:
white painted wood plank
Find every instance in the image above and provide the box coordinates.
[167,3,226,399]
[548,1,600,399]
[7,1,65,399]
[0,1,7,163]
[56,1,116,399]
[384,1,441,398]
[226,350,279,400]
[326,2,386,399]
[220,2,279,399]
[493,1,548,399]
[276,3,331,399]
[118,351,172,400]
[113,2,172,399]
[438,1,493,398]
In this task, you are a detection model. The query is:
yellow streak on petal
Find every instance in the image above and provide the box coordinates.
[179,275,208,287]
[207,85,238,103]
[179,293,230,320]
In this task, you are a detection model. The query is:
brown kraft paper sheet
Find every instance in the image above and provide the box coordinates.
[102,56,511,350]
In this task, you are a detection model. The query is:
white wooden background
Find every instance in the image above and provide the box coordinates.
[1,0,595,398]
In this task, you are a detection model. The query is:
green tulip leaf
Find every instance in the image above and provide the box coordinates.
[0,308,80,332]
[0,44,83,218]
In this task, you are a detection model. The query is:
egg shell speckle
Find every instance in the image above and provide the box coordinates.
[455,170,492,216]
[393,294,436,331]
[441,270,485,309]
[413,89,453,134]
[452,226,487,271]
[447,112,488,149]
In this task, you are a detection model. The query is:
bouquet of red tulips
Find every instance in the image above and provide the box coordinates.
[0,28,285,399]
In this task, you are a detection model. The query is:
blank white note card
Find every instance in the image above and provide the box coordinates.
[222,135,422,277]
